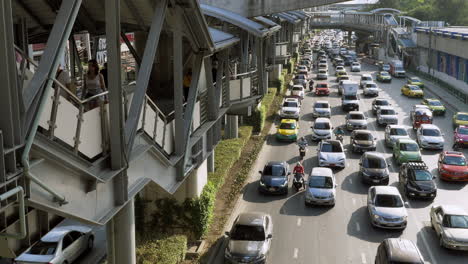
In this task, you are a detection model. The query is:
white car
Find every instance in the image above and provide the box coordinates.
[318,63,328,71]
[345,111,368,130]
[431,205,468,251]
[313,101,331,118]
[317,140,346,168]
[297,65,308,72]
[305,167,337,206]
[363,82,380,97]
[385,125,410,148]
[311,118,333,141]
[377,106,398,126]
[416,124,445,150]
[280,98,300,119]
[351,62,361,72]
[360,74,373,89]
[15,225,94,264]
[291,85,305,98]
[367,186,408,230]
[317,69,328,80]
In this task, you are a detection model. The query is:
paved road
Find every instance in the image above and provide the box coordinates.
[212,60,468,263]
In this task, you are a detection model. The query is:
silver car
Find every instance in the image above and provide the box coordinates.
[311,118,333,141]
[313,101,331,118]
[367,186,408,230]
[372,98,391,114]
[377,106,398,126]
[416,124,445,150]
[385,125,410,148]
[363,82,380,97]
[317,140,346,168]
[351,130,376,153]
[351,62,361,72]
[345,111,368,131]
[431,205,468,251]
[305,167,337,206]
[280,98,300,119]
[225,212,273,263]
[15,225,94,264]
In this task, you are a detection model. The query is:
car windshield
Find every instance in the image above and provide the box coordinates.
[319,70,327,74]
[321,143,343,152]
[295,75,305,80]
[375,100,389,106]
[443,215,468,229]
[409,86,421,91]
[315,103,329,108]
[414,170,433,181]
[411,78,421,82]
[315,122,331,129]
[443,156,467,166]
[458,127,468,135]
[319,65,327,68]
[362,76,372,81]
[263,165,285,176]
[340,76,349,80]
[349,114,365,120]
[283,102,298,107]
[390,128,407,136]
[422,129,441,137]
[344,95,357,100]
[317,84,328,88]
[280,123,296,129]
[28,241,58,255]
[230,225,266,241]
[380,109,396,115]
[366,84,377,88]
[363,157,386,168]
[355,133,372,140]
[309,176,333,189]
[374,194,403,208]
[400,143,419,151]
[292,87,302,91]
[380,72,389,76]
[428,100,442,106]
[352,63,359,66]
[457,114,468,121]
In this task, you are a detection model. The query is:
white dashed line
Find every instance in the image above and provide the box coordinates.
[349,178,353,184]
[297,218,302,227]
[361,253,367,264]
[293,248,299,259]
[356,222,361,232]
[352,198,356,206]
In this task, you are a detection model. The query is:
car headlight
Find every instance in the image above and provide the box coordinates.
[373,214,381,220]
[338,158,345,162]
[442,233,455,243]
[281,180,288,186]
[329,193,335,198]
[439,168,449,174]
[320,157,326,161]
[259,181,265,186]
[253,254,266,261]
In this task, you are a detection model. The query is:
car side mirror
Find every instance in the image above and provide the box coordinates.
[267,234,273,239]
[258,170,262,174]
[225,231,230,237]
[404,202,410,208]
[335,184,338,188]
[442,133,445,136]
[388,164,391,167]
[359,162,362,165]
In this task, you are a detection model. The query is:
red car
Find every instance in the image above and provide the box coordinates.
[438,151,468,181]
[315,83,330,96]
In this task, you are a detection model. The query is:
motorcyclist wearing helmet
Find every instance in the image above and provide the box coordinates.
[297,136,308,149]
[334,126,345,136]
[293,162,305,175]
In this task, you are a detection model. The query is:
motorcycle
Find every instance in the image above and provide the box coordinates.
[453,139,463,151]
[293,173,305,192]
[299,146,307,159]
[335,133,343,143]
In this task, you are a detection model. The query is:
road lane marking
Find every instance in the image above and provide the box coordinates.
[352,197,356,206]
[356,222,361,232]
[293,248,299,259]
[297,218,302,227]
[349,178,353,184]
[361,253,367,264]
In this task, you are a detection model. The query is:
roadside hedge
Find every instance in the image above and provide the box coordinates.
[136,235,187,264]
[246,88,277,132]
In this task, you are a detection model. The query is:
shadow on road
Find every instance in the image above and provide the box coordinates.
[241,181,289,204]
[278,191,333,217]
[416,226,468,263]
[341,171,369,195]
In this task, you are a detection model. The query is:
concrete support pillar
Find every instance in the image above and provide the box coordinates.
[225,115,238,139]
[208,150,215,172]
[107,199,136,264]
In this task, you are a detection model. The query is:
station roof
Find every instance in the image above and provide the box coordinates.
[286,10,311,20]
[415,27,468,40]
[397,38,416,48]
[208,28,240,52]
[272,12,301,24]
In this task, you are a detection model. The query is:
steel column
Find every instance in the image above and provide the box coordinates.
[205,58,217,121]
[256,38,265,95]
[173,19,185,157]
[214,51,226,110]
[107,199,136,264]
[125,0,167,154]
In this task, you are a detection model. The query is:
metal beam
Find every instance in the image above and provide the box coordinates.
[125,0,168,154]
[214,51,226,112]
[173,18,184,157]
[22,0,82,133]
[123,0,147,32]
[205,58,217,121]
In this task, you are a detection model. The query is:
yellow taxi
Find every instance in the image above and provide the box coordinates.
[276,119,299,141]
[407,77,424,89]
[401,85,424,98]
[453,112,468,128]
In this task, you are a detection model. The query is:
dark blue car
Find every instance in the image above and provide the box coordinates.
[258,161,290,195]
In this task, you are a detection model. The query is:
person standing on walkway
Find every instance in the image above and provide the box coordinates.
[100,62,108,88]
[83,59,106,109]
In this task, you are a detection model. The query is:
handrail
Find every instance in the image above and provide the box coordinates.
[232,68,258,79]
[0,187,26,239]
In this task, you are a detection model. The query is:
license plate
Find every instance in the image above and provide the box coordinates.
[420,193,427,196]
[373,180,380,183]
[269,187,276,191]
[330,164,335,167]
[386,223,396,226]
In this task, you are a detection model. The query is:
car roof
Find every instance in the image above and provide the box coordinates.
[439,205,468,215]
[354,129,372,134]
[315,100,329,104]
[315,117,331,123]
[236,212,266,226]
[348,111,364,115]
[379,106,394,110]
[322,140,341,147]
[380,71,389,74]
[311,167,333,177]
[397,138,417,144]
[407,85,421,89]
[385,238,423,263]
[409,77,420,80]
[362,151,385,160]
[284,98,299,102]
[374,186,400,196]
[420,124,439,130]
[280,119,296,124]
[41,225,91,242]
[266,161,285,167]
[361,73,372,77]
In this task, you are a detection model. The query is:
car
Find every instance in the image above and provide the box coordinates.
[335,66,346,76]
[360,74,373,89]
[376,71,392,83]
[291,85,305,99]
[363,82,380,97]
[359,152,389,185]
[280,98,300,120]
[407,76,424,88]
[315,83,330,96]
[375,239,424,264]
[376,106,398,126]
[297,69,310,80]
[430,205,468,251]
[454,125,468,147]
[313,101,331,118]
[258,161,290,194]
[398,161,437,199]
[224,212,273,263]
[401,85,424,98]
[422,98,446,115]
[316,69,328,80]
[351,130,376,153]
[351,62,361,72]
[372,98,391,114]
[393,139,422,165]
[336,74,350,83]
[416,124,444,150]
[276,119,299,142]
[333,58,344,66]
[438,151,468,181]
[379,63,391,72]
[15,225,94,264]
[305,167,337,206]
[317,140,346,168]
[311,118,333,141]
[292,74,308,87]
[296,65,308,72]
[410,105,431,121]
[452,112,468,128]
[385,125,410,148]
[367,186,408,230]
[345,111,367,131]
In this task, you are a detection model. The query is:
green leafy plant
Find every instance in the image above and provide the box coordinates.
[136,234,187,264]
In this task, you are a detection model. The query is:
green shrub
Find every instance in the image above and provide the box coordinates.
[184,182,216,238]
[246,88,277,132]
[136,235,187,264]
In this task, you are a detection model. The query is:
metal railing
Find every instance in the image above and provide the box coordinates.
[229,67,259,102]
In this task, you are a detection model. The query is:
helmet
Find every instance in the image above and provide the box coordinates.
[296,162,302,166]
